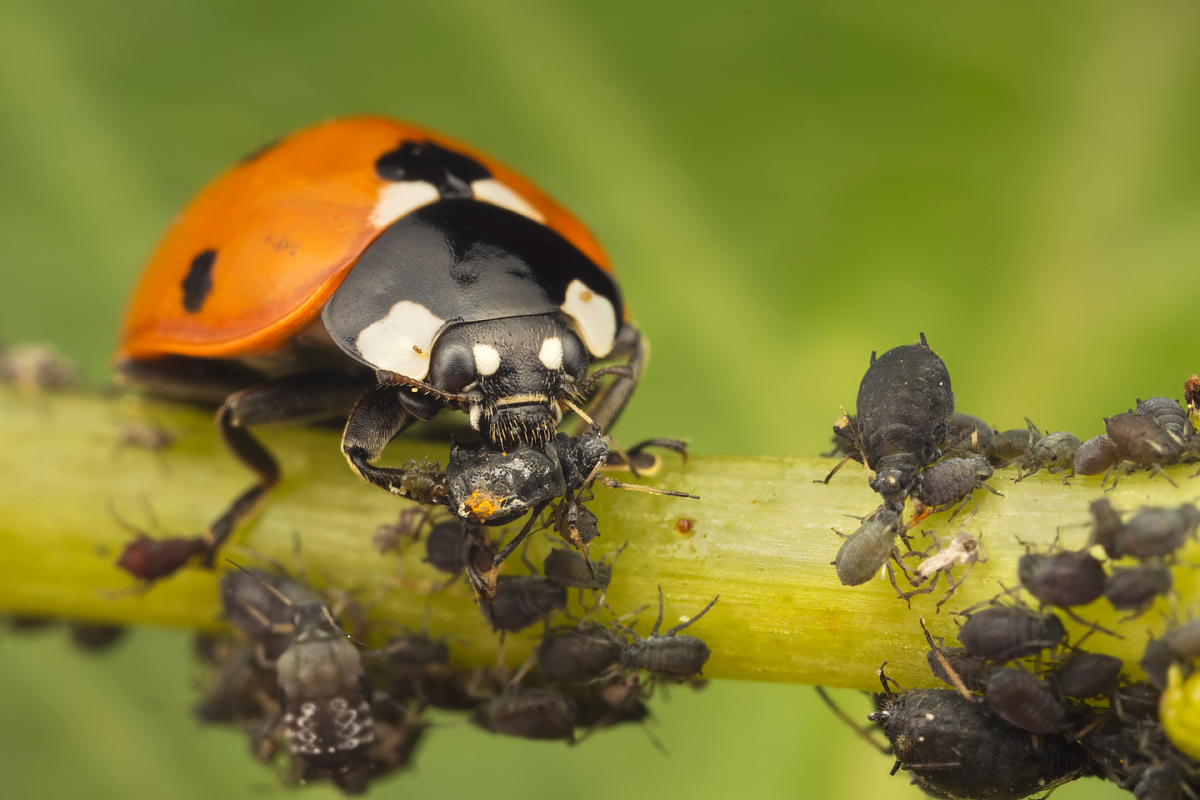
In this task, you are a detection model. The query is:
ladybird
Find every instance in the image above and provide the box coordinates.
[115,116,643,576]
[1161,663,1200,761]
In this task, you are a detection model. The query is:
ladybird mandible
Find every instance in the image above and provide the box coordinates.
[115,116,644,577]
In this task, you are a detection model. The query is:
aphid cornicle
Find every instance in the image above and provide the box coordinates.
[867,687,1092,800]
[831,506,903,588]
[984,667,1067,735]
[821,333,955,513]
[612,587,718,679]
[114,117,649,579]
[956,605,1066,662]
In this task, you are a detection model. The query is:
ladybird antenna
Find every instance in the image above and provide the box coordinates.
[378,371,471,404]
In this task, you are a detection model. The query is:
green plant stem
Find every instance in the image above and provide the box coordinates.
[0,386,1194,692]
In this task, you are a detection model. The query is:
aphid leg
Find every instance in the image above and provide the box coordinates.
[663,594,720,637]
[1062,607,1122,640]
[934,561,976,613]
[815,453,858,485]
[1148,464,1180,488]
[979,480,1004,498]
[947,491,975,521]
[492,500,552,566]
[895,567,935,608]
[814,687,892,754]
[649,585,666,637]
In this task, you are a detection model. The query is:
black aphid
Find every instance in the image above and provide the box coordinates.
[543,547,615,591]
[366,633,451,707]
[537,625,622,683]
[1112,680,1162,722]
[612,587,718,679]
[1140,621,1200,690]
[1017,548,1107,609]
[371,506,430,555]
[1075,434,1123,477]
[986,419,1042,467]
[820,333,955,513]
[483,575,568,633]
[422,519,473,574]
[831,506,904,588]
[1105,563,1173,619]
[956,605,1066,662]
[193,639,278,727]
[945,413,995,455]
[911,456,1001,517]
[471,688,577,742]
[1052,652,1123,699]
[68,623,127,652]
[1014,430,1080,484]
[921,620,993,694]
[984,667,1068,735]
[1090,499,1200,562]
[1105,411,1185,487]
[1136,396,1195,441]
[563,674,651,730]
[867,686,1092,800]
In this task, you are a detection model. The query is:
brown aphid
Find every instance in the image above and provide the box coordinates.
[984,668,1067,735]
[422,519,471,573]
[68,623,127,652]
[1052,652,1122,699]
[537,624,622,683]
[483,575,567,633]
[956,605,1066,662]
[832,506,903,587]
[986,419,1042,466]
[1015,430,1080,485]
[1104,411,1185,487]
[117,534,208,583]
[1104,563,1173,619]
[1074,434,1122,477]
[471,688,577,742]
[613,587,718,679]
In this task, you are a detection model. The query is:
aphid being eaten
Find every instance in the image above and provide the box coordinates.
[482,574,568,633]
[611,586,718,680]
[820,333,955,513]
[911,456,1001,520]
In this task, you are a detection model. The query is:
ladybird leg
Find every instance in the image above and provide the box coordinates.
[204,372,369,566]
[573,322,645,435]
[341,384,433,497]
[115,355,263,404]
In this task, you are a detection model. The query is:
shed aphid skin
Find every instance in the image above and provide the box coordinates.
[1052,652,1123,700]
[984,667,1068,735]
[1075,434,1123,477]
[986,419,1042,467]
[899,512,987,611]
[820,333,955,514]
[1104,411,1186,488]
[830,506,905,589]
[611,587,718,680]
[866,672,1092,800]
[954,603,1067,662]
[1014,429,1080,485]
[910,456,1001,520]
[1104,563,1174,620]
[113,117,655,583]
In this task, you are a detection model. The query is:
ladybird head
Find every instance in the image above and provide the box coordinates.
[429,314,590,448]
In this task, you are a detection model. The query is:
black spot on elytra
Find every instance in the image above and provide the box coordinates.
[238,135,285,165]
[375,140,491,200]
[182,250,217,313]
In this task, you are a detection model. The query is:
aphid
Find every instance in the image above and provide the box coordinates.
[543,547,614,591]
[956,605,1066,662]
[193,639,279,726]
[922,620,993,694]
[1132,762,1186,800]
[68,623,127,652]
[612,587,718,679]
[1015,430,1080,484]
[1105,563,1173,619]
[1075,434,1123,477]
[1140,621,1200,690]
[422,519,473,574]
[945,413,995,455]
[371,507,430,555]
[986,419,1042,467]
[831,506,904,588]
[471,688,577,742]
[0,342,78,395]
[536,624,622,683]
[117,534,208,584]
[220,568,320,658]
[1161,664,1200,762]
[1105,411,1185,487]
[867,686,1092,800]
[361,715,428,785]
[900,516,987,610]
[1137,396,1195,441]
[820,333,955,513]
[820,416,857,458]
[1093,502,1200,562]
[483,575,567,633]
[1017,547,1107,609]
[984,667,1068,734]
[1052,652,1123,699]
[366,633,451,708]
[563,674,651,730]
[1113,680,1162,722]
[911,456,1001,518]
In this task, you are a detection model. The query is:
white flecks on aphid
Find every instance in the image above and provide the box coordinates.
[471,179,545,222]
[473,344,501,376]
[560,279,616,357]
[538,337,563,370]
[355,300,445,379]
[369,181,440,228]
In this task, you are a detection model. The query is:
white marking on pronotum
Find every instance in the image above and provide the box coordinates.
[538,337,563,370]
[471,179,545,222]
[354,301,445,379]
[473,344,501,376]
[369,181,440,228]
[560,279,616,356]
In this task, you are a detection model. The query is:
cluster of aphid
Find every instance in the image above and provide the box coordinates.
[818,334,1200,798]
[196,535,716,795]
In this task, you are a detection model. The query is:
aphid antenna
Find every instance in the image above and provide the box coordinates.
[225,559,295,608]
[814,687,893,755]
[507,650,538,688]
[492,499,553,566]
[105,497,162,537]
[593,474,698,499]
[664,595,720,638]
[1060,607,1122,642]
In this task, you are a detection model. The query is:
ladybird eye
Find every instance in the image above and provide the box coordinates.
[560,334,588,381]
[430,341,476,393]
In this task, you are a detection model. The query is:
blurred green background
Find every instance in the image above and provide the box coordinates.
[3,0,1197,796]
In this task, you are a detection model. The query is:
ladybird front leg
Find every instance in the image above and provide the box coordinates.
[342,384,442,502]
